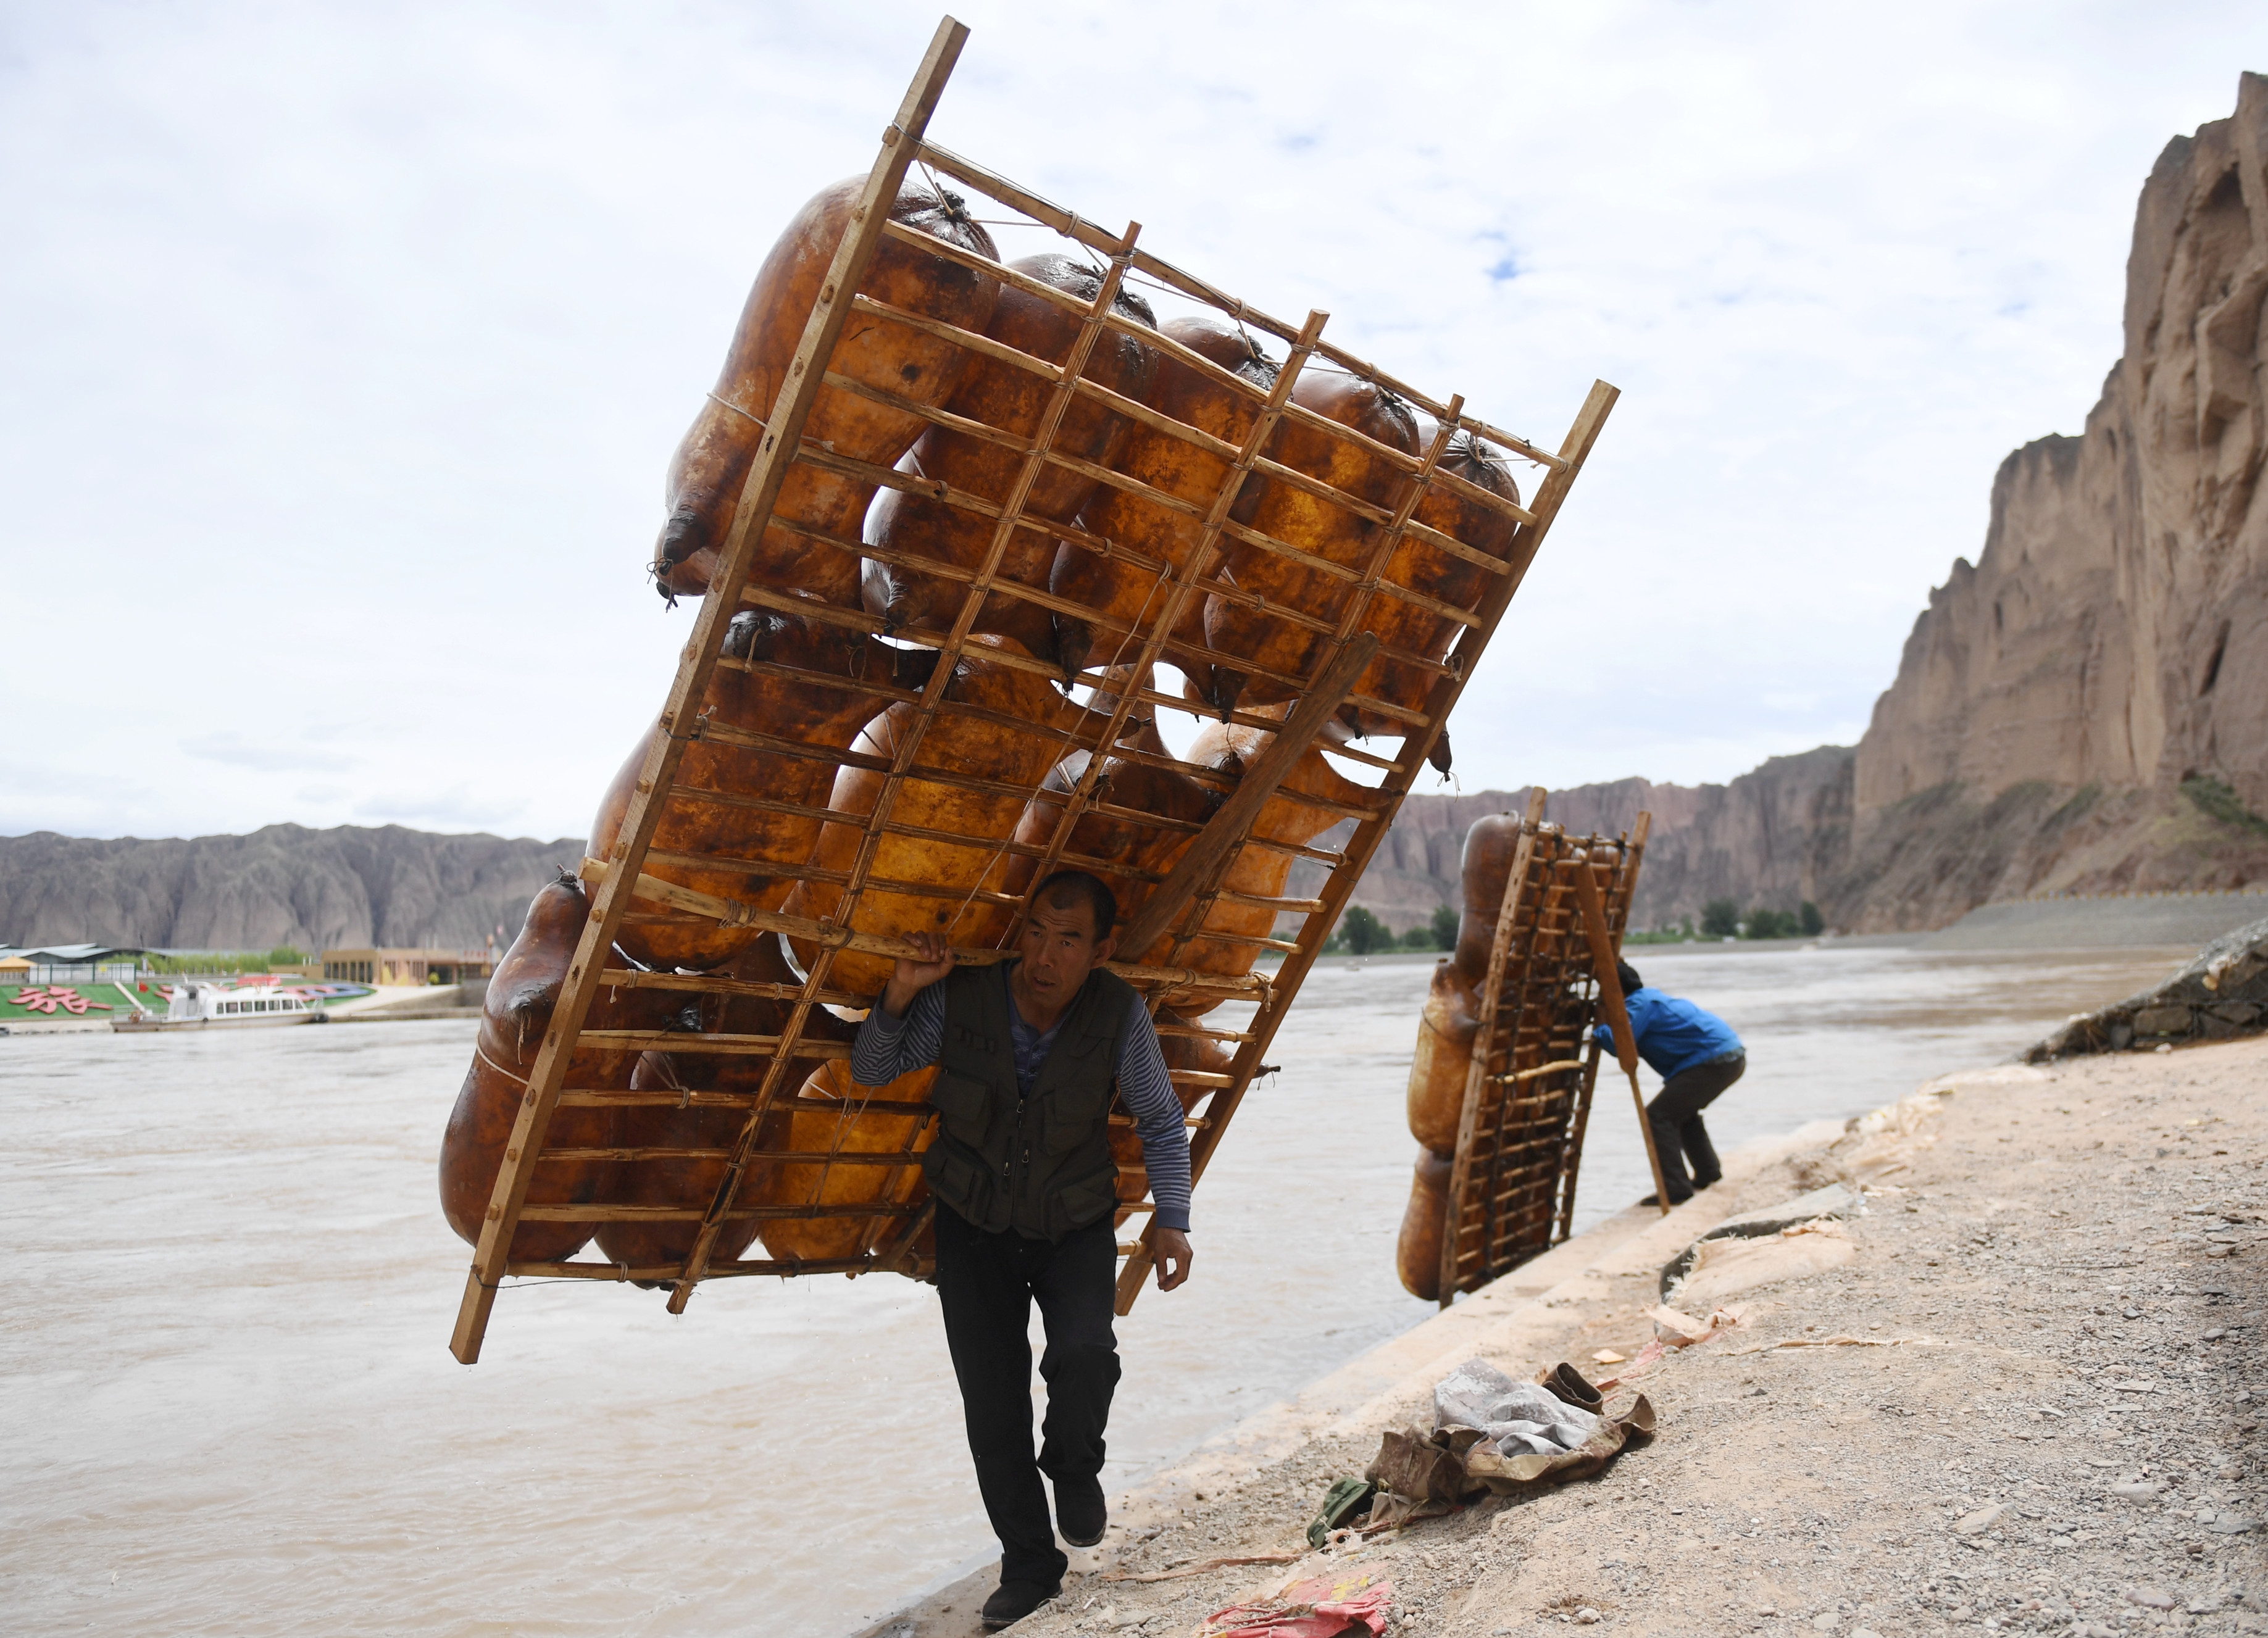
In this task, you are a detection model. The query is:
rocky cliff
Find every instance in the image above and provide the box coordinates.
[1311,746,1856,934]
[0,825,587,952]
[1844,72,2268,923]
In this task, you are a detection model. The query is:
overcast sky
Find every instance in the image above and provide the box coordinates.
[5,1,2264,842]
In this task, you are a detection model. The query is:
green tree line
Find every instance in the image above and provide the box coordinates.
[144,947,310,975]
[1322,903,1460,956]
[1315,894,1827,958]
[1695,899,1824,940]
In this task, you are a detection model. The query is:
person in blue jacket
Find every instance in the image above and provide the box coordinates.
[1595,959,1745,1206]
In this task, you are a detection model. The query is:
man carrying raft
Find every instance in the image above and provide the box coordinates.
[854,870,1196,1632]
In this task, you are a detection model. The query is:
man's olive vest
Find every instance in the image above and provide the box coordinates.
[920,962,1133,1241]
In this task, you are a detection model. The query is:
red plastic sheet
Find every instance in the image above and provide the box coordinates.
[1203,1570,1395,1637]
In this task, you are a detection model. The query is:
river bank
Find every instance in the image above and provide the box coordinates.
[873,1033,2268,1637]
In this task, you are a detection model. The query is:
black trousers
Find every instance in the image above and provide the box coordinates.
[1646,1050,1745,1204]
[933,1202,1122,1589]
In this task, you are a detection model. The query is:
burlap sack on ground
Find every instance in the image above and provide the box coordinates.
[1365,1359,1654,1503]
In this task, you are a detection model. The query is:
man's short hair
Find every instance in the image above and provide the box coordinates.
[1033,870,1117,939]
[1616,958,1644,996]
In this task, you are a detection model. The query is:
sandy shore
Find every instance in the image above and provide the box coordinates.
[869,1033,2268,1637]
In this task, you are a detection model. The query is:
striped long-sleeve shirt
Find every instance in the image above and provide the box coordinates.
[850,965,1193,1233]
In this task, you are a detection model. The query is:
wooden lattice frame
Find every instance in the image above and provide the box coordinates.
[449,15,1618,1362]
[1436,797,1651,1305]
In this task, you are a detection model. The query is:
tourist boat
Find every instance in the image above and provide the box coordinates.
[111,981,323,1033]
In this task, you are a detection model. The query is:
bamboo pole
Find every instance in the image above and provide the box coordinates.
[1567,843,1669,1216]
[507,1257,875,1281]
[1112,633,1378,957]
[444,15,970,1365]
[519,1202,918,1223]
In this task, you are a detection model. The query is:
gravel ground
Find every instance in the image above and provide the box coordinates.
[973,1033,2268,1638]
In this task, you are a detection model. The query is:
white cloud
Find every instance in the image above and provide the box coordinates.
[353,784,528,831]
[4,0,2264,836]
[180,733,356,773]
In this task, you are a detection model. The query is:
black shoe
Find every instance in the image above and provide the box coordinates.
[982,1579,1062,1631]
[1054,1471,1107,1547]
[1638,1192,1693,1208]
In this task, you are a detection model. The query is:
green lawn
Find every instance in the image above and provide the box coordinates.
[1,982,153,1020]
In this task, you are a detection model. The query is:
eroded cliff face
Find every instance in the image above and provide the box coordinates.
[0,825,586,950]
[1856,73,2268,858]
[1310,747,1854,933]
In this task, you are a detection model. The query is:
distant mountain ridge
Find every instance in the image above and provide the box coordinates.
[0,825,587,951]
[1296,746,1856,933]
[3,759,1857,955]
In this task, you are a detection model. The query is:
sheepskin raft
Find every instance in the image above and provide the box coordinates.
[441,18,1619,1363]
[1395,791,1650,1305]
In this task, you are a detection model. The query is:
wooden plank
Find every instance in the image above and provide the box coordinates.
[847,291,1059,382]
[445,15,970,1366]
[1112,633,1377,956]
[715,648,925,707]
[594,967,865,1008]
[519,1202,918,1223]
[1454,410,1569,473]
[541,1147,738,1162]
[821,368,1033,453]
[507,1257,875,1281]
[880,215,1099,315]
[562,1089,920,1113]
[573,1030,841,1057]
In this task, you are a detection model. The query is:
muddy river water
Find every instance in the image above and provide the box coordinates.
[0,940,2178,1635]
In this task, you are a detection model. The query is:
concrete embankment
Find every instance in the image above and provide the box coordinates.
[1924,891,2268,952]
[865,1037,2268,1637]
[329,980,485,1022]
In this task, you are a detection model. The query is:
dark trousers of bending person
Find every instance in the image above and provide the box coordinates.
[1647,1047,1746,1202]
